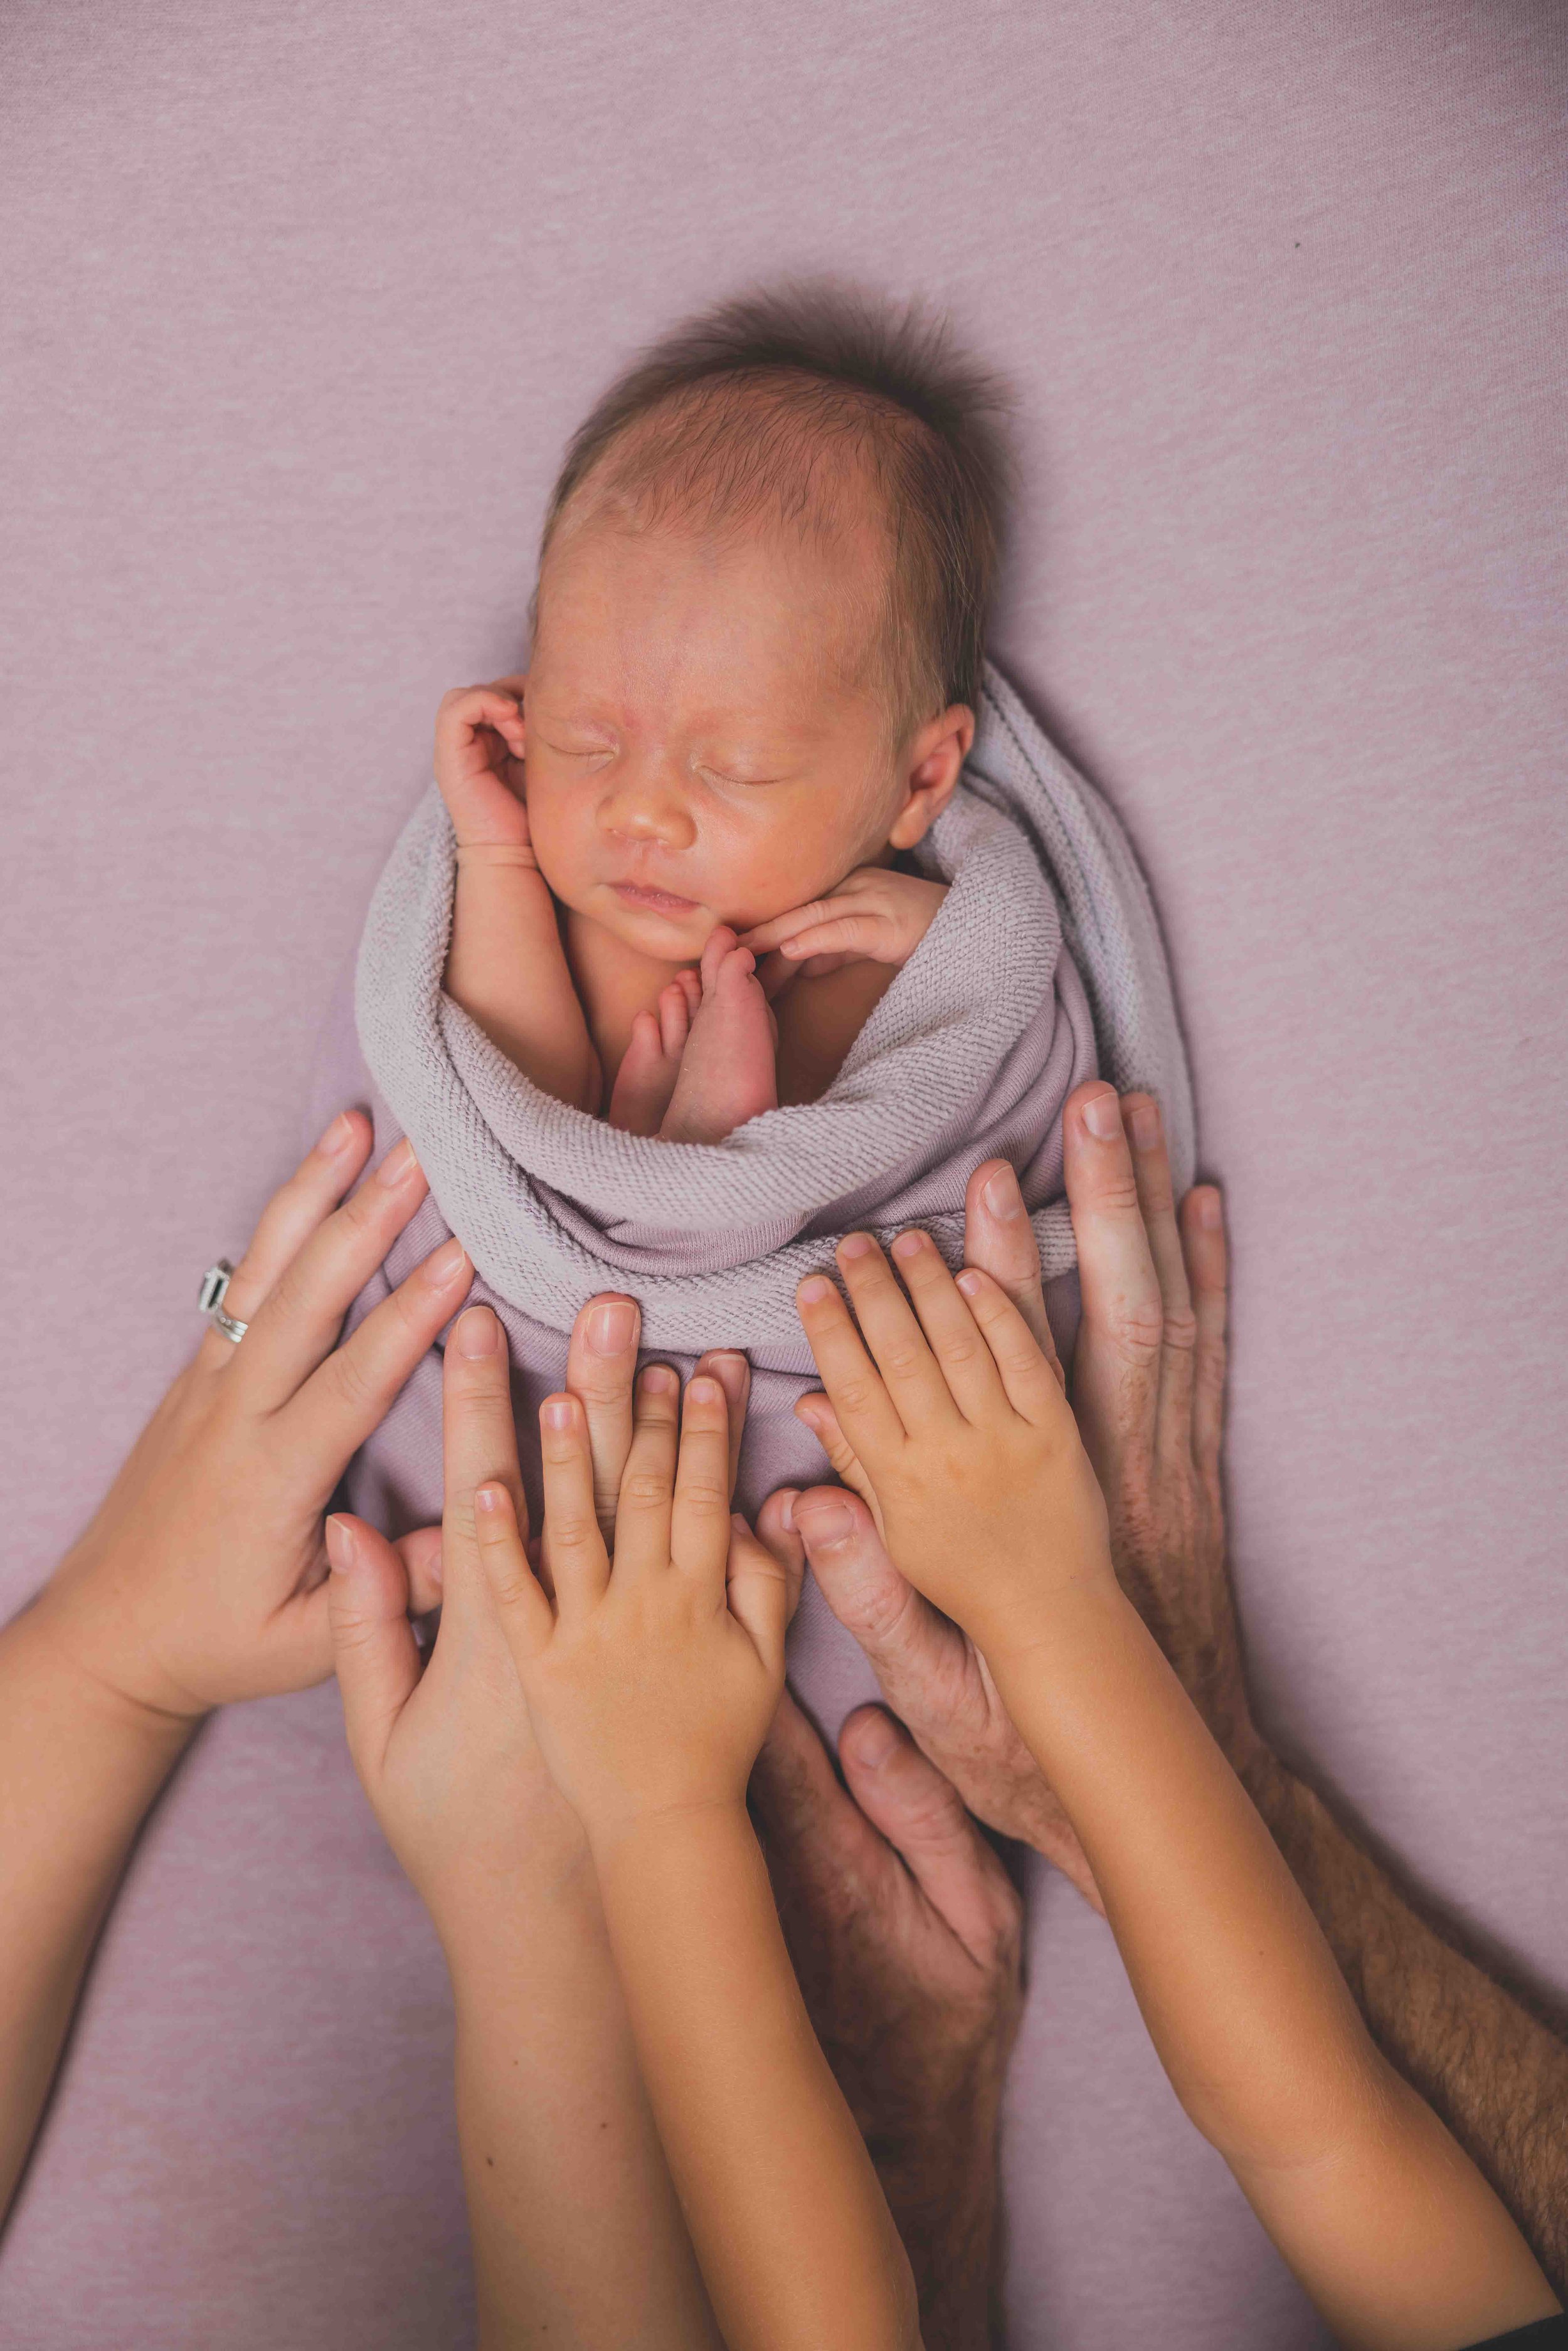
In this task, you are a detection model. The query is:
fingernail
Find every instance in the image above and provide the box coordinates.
[891,1229,927,1261]
[542,1397,575,1430]
[777,1490,799,1531]
[1080,1089,1121,1143]
[956,1268,985,1296]
[424,1238,471,1288]
[1197,1187,1222,1230]
[687,1375,723,1406]
[585,1298,637,1355]
[839,1232,875,1260]
[798,1276,834,1305]
[451,1303,498,1354]
[475,1484,504,1514]
[1129,1101,1162,1152]
[376,1137,420,1187]
[318,1112,357,1157]
[850,1710,900,1769]
[641,1364,677,1393]
[325,1515,358,1574]
[796,1497,854,1547]
[982,1167,1025,1220]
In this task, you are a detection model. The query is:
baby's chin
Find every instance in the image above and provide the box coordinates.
[575,878,718,962]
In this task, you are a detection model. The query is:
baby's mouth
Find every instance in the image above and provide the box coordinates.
[610,880,700,918]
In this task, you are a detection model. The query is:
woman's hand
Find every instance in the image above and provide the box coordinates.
[475,1371,791,1845]
[30,1112,469,1722]
[793,1228,1114,1662]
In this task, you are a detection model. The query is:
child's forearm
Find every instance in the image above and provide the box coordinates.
[447,850,598,1112]
[0,1610,192,2215]
[985,1589,1555,2338]
[592,1803,921,2351]
[441,1876,721,2351]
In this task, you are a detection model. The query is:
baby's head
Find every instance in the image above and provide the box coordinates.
[522,285,1008,960]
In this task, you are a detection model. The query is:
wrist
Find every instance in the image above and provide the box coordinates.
[455,841,539,872]
[23,1584,206,1755]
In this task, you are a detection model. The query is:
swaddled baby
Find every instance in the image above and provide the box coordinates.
[433,304,993,1151]
[321,285,1192,1541]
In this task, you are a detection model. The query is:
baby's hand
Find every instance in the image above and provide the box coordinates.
[474,1368,792,1845]
[795,1231,1116,1664]
[739,866,948,979]
[433,675,532,852]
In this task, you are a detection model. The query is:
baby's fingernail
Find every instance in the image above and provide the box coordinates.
[982,1167,1025,1221]
[798,1276,834,1305]
[849,1710,900,1770]
[1129,1100,1162,1152]
[425,1238,471,1289]
[1079,1089,1122,1143]
[585,1298,637,1355]
[376,1137,421,1187]
[325,1515,358,1573]
[796,1497,854,1547]
[319,1113,358,1158]
[451,1302,498,1353]
[541,1398,575,1431]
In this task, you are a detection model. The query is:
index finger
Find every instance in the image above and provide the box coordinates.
[195,1110,372,1373]
[962,1158,1060,1379]
[670,1376,734,1591]
[1062,1083,1164,1418]
[564,1292,640,1534]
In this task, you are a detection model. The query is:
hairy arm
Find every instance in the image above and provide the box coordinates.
[1246,1749,1568,2298]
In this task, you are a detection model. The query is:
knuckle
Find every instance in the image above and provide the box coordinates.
[1161,1305,1199,1357]
[621,1468,670,1511]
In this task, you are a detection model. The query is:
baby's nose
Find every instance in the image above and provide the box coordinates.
[598,768,697,852]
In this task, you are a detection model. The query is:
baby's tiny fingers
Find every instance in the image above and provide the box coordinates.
[775,911,891,963]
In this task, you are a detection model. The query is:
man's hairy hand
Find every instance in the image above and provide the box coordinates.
[750,1688,1022,2351]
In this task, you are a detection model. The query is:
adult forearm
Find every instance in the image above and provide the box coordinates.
[442,1879,718,2351]
[1245,1748,1568,2296]
[593,1804,920,2351]
[0,1608,191,2213]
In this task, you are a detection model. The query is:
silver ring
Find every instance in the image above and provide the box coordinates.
[198,1260,250,1344]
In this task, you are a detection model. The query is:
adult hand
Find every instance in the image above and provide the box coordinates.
[750,1689,1022,2351]
[31,1111,468,1721]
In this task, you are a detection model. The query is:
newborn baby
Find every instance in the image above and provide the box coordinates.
[430,331,983,1148]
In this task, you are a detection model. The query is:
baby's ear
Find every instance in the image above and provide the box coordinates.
[887,703,974,849]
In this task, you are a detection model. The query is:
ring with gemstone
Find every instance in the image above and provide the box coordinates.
[198,1260,249,1344]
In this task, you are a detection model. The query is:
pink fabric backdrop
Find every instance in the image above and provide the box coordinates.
[2,2,1564,2343]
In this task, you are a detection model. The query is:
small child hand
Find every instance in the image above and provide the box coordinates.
[473,1367,792,1845]
[795,1231,1115,1663]
[739,866,948,978]
[433,675,532,851]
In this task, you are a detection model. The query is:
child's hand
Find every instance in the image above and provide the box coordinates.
[475,1369,792,1845]
[794,1230,1115,1662]
[433,674,532,851]
[739,867,947,979]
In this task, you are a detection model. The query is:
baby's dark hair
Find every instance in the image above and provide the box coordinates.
[539,282,1011,736]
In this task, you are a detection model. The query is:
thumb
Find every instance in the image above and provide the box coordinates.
[839,1705,1020,1969]
[472,1483,554,1665]
[326,1514,423,1779]
[725,1515,791,1673]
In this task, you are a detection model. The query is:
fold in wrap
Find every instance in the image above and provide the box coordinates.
[314,663,1193,1535]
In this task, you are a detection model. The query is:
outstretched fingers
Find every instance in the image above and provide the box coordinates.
[1181,1186,1229,1482]
[832,1233,955,1429]
[198,1111,373,1372]
[795,1270,907,1473]
[564,1293,640,1532]
[537,1393,611,1620]
[951,1266,1068,1428]
[326,1514,424,1775]
[670,1376,736,1590]
[886,1227,1008,1421]
[473,1482,553,1662]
